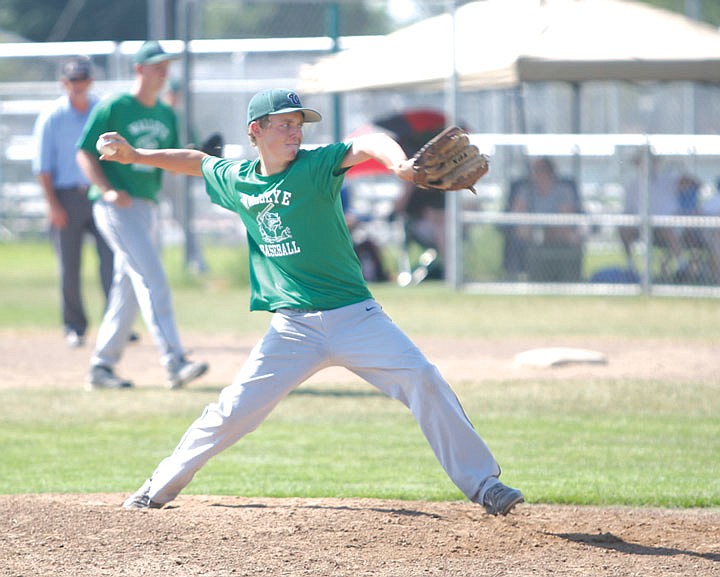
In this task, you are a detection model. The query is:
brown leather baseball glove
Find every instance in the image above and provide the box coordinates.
[410,126,489,193]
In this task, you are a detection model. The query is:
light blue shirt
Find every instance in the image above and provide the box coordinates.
[32,94,99,188]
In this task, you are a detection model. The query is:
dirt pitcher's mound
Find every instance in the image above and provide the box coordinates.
[1,494,718,577]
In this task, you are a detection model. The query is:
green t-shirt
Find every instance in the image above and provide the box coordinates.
[77,93,180,202]
[202,143,373,312]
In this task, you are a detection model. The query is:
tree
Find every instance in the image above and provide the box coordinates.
[0,0,148,41]
[0,0,393,42]
[0,0,718,43]
[198,2,391,39]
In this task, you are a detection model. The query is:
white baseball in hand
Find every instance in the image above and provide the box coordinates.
[96,136,119,157]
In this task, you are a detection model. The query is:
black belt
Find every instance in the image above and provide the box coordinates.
[55,185,88,193]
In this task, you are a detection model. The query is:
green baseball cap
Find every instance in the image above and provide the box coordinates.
[134,41,179,65]
[246,89,322,125]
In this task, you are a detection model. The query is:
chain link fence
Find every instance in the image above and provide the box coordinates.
[461,134,720,297]
[1,0,719,296]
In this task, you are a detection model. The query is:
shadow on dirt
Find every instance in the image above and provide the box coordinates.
[209,500,442,518]
[551,532,720,562]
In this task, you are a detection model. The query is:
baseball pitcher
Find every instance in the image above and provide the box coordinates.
[100,88,522,516]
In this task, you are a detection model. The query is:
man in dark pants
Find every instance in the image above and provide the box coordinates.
[33,56,113,348]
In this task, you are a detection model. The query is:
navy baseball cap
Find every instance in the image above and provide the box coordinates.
[134,41,179,65]
[246,89,322,125]
[62,56,92,80]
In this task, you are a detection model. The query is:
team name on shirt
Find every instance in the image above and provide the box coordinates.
[259,241,301,257]
[244,189,300,259]
[126,119,171,145]
[241,188,292,209]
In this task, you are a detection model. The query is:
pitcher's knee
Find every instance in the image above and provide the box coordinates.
[406,362,447,397]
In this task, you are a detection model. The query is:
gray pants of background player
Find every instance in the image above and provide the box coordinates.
[145,299,502,505]
[52,187,113,336]
[91,198,187,372]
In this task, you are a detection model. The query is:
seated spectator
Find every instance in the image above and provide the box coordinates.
[677,174,701,216]
[701,184,720,284]
[503,157,584,282]
[619,155,685,279]
[673,174,713,284]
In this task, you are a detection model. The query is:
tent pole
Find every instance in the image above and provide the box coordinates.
[639,140,652,295]
[444,0,461,289]
[571,82,582,188]
[326,2,342,143]
[178,0,196,273]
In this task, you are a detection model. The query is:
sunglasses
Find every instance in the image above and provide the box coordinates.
[67,76,91,82]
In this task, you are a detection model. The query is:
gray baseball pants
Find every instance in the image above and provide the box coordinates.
[91,198,186,371]
[145,299,501,505]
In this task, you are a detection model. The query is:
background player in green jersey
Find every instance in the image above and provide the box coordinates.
[76,41,208,390]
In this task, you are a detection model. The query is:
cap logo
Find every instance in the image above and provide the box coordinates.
[247,88,321,125]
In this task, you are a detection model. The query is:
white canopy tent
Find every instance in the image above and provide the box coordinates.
[299,0,720,291]
[299,0,720,94]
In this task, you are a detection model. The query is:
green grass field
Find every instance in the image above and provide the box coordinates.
[1,241,718,508]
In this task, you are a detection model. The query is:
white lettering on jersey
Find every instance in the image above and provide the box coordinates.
[256,202,301,257]
[126,118,172,172]
[241,188,293,209]
[127,119,171,145]
[259,241,301,257]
